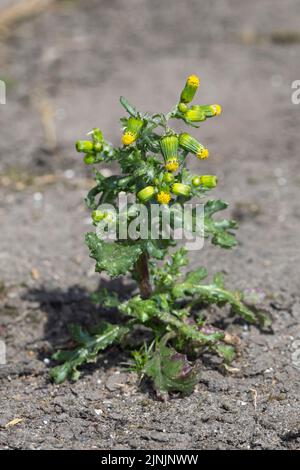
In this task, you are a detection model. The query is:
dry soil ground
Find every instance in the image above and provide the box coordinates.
[0,0,300,449]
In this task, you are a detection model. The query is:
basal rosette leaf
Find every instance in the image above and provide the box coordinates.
[86,233,143,278]
[144,340,199,395]
[50,322,125,384]
[172,271,258,324]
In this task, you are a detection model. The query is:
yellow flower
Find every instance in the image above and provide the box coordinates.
[121,117,143,146]
[165,158,179,172]
[180,74,200,104]
[156,191,171,205]
[196,148,209,159]
[187,75,200,87]
[122,132,136,146]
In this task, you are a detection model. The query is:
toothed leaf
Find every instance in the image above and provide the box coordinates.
[86,232,143,277]
[144,341,199,395]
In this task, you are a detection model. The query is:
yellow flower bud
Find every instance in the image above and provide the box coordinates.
[93,142,103,152]
[160,135,179,161]
[179,133,208,159]
[192,176,201,187]
[200,175,218,188]
[156,191,171,205]
[185,107,206,122]
[186,104,222,120]
[163,172,175,183]
[83,154,96,165]
[180,75,200,104]
[178,102,188,113]
[76,140,94,153]
[137,186,155,202]
[92,210,107,223]
[171,183,191,197]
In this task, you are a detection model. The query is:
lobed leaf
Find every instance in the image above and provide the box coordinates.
[204,200,238,249]
[86,233,143,277]
[50,322,125,384]
[144,340,199,395]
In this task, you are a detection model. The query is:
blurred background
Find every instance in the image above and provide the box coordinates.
[0,0,300,289]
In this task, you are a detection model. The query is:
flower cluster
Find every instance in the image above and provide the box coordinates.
[75,74,221,208]
[76,128,104,165]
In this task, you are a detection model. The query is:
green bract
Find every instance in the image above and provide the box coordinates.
[160,135,179,161]
[51,75,271,398]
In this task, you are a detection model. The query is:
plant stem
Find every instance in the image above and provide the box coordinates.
[135,252,153,299]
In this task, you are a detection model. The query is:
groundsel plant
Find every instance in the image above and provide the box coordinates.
[50,75,271,397]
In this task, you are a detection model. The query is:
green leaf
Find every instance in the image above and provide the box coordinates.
[50,322,125,384]
[204,200,238,249]
[157,309,225,344]
[85,185,102,210]
[120,96,138,117]
[172,275,257,324]
[144,340,199,395]
[213,272,225,288]
[214,344,235,363]
[152,248,189,291]
[242,288,272,328]
[86,232,143,277]
[185,267,208,284]
[204,199,228,216]
[120,296,158,323]
[91,289,120,309]
[143,239,168,260]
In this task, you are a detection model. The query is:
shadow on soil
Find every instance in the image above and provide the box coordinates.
[23,278,138,381]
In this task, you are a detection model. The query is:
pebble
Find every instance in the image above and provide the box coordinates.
[64,169,75,179]
[33,192,43,203]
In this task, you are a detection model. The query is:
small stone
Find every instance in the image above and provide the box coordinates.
[64,169,75,179]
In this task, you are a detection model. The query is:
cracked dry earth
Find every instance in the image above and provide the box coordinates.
[0,0,300,449]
